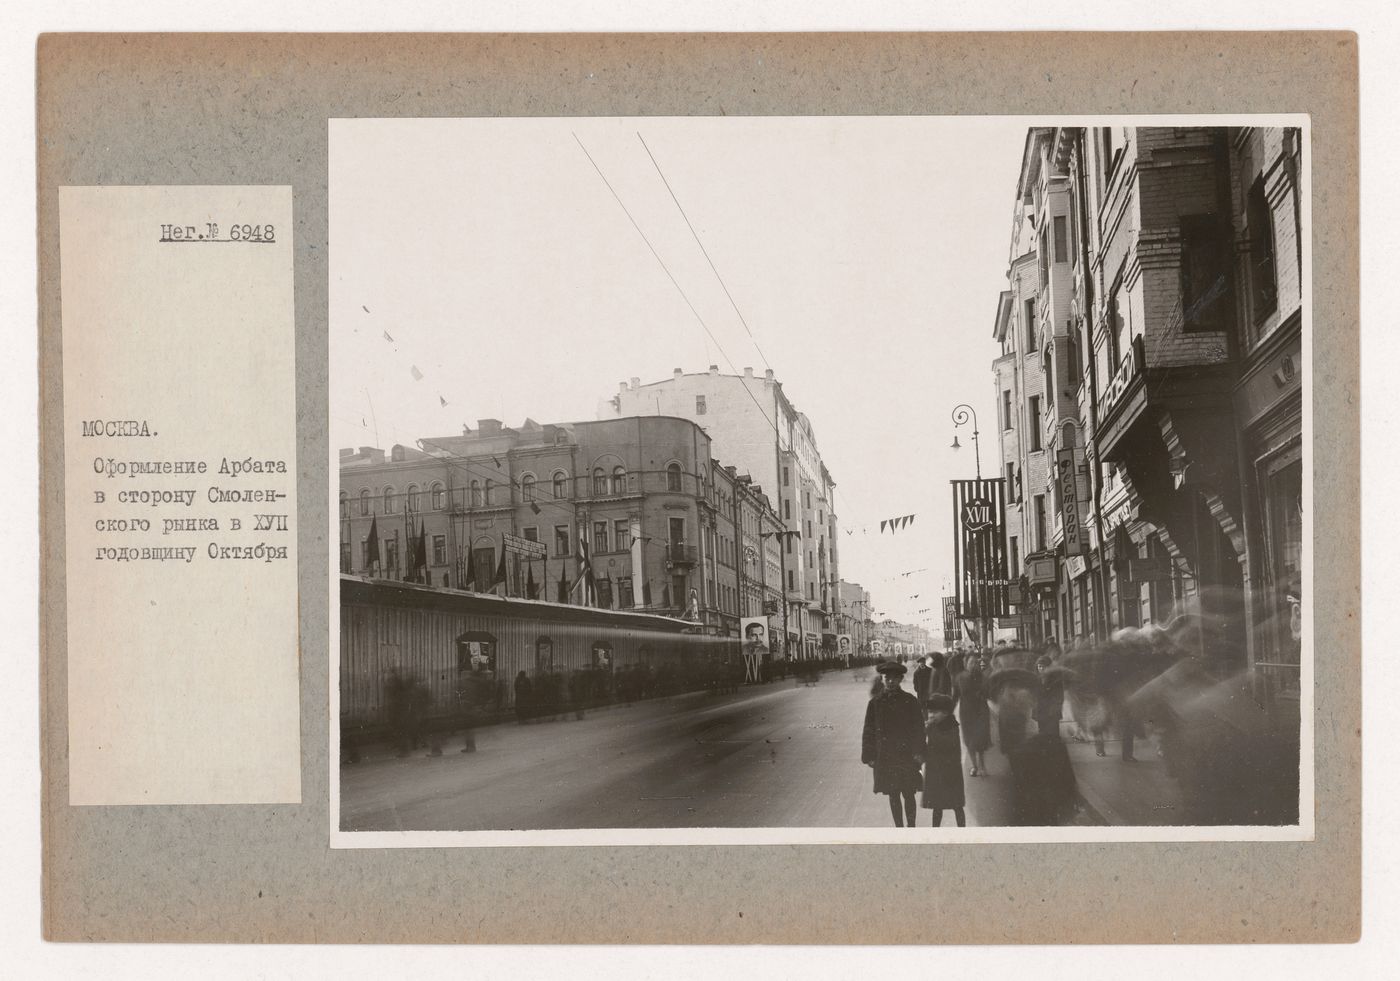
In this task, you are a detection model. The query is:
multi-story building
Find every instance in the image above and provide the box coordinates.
[600,365,840,659]
[835,579,874,655]
[994,124,1304,716]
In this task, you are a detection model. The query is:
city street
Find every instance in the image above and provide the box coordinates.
[341,669,1026,831]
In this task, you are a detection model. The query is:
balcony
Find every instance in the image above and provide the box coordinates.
[666,544,699,566]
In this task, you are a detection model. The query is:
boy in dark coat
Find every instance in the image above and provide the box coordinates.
[920,693,967,826]
[861,661,926,827]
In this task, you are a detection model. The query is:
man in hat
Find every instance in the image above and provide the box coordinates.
[912,655,933,707]
[861,661,926,827]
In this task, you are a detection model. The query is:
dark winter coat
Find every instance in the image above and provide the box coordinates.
[1034,675,1064,736]
[954,669,992,752]
[921,715,966,809]
[912,664,933,703]
[861,687,926,795]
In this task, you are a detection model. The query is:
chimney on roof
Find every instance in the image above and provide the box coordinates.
[744,366,754,378]
[478,419,502,434]
[765,368,775,380]
[619,381,628,393]
[673,368,683,379]
[630,377,639,389]
[709,364,720,375]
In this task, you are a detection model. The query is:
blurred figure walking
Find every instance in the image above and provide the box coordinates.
[920,693,966,827]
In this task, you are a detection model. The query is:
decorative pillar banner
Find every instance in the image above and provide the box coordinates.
[950,478,1011,620]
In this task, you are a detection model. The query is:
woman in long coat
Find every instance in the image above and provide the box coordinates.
[920,693,967,826]
[954,656,992,776]
[861,661,926,827]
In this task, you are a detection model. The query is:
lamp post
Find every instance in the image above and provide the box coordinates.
[760,529,801,661]
[950,403,982,480]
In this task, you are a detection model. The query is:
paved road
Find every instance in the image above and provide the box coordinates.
[340,669,1022,831]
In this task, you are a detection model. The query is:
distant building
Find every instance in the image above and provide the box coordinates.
[835,579,874,655]
[338,415,781,645]
[600,365,840,659]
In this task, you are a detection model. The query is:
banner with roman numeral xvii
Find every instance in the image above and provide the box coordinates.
[950,478,1011,620]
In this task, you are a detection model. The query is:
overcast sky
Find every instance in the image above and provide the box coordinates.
[330,116,1030,629]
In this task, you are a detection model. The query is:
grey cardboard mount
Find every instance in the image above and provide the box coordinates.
[37,33,1359,944]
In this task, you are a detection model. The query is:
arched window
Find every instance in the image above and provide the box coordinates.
[470,480,483,507]
[406,484,420,513]
[430,482,445,510]
[593,467,608,496]
[666,463,682,493]
[521,474,536,502]
[553,471,568,500]
[484,479,495,506]
[339,492,349,518]
[383,487,396,513]
[612,465,627,495]
[359,489,370,516]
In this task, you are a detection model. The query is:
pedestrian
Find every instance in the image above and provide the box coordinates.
[513,670,533,725]
[861,661,926,828]
[912,656,933,707]
[1033,655,1064,739]
[953,654,992,776]
[920,693,967,827]
[928,651,952,698]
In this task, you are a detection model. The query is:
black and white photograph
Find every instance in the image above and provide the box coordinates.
[329,116,1311,843]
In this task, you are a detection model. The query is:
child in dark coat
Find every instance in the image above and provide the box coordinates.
[920,693,967,827]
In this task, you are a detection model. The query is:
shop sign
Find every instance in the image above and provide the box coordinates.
[1126,556,1173,583]
[1057,448,1086,556]
[1066,554,1087,580]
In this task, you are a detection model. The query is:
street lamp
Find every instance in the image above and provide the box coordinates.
[950,403,982,480]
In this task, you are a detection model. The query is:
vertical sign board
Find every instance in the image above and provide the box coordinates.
[951,478,1011,622]
[1057,447,1086,557]
[942,595,958,645]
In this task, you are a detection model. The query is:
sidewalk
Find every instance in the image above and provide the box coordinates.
[1063,734,1186,826]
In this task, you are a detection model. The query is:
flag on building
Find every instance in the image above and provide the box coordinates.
[491,541,508,594]
[462,545,476,591]
[413,521,427,580]
[557,560,569,604]
[526,561,538,600]
[365,516,380,573]
[573,527,596,606]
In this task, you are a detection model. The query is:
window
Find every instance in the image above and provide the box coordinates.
[383,487,396,513]
[432,535,446,566]
[804,490,811,508]
[783,466,790,486]
[340,541,352,573]
[788,570,795,590]
[1248,176,1279,323]
[786,536,793,555]
[1010,535,1020,575]
[359,489,369,515]
[614,519,631,553]
[806,521,812,538]
[470,480,482,507]
[553,471,568,500]
[523,526,539,543]
[1025,299,1037,351]
[808,582,815,600]
[430,483,445,510]
[1002,389,1013,430]
[617,577,634,609]
[612,466,627,495]
[669,517,686,546]
[1045,349,1056,396]
[1034,494,1047,551]
[666,463,682,492]
[521,475,536,502]
[707,581,716,606]
[362,538,375,568]
[783,500,791,520]
[1053,215,1068,263]
[1006,462,1017,498]
[385,534,400,572]
[554,525,571,557]
[593,468,608,496]
[484,479,495,505]
[1067,326,1082,387]
[695,395,707,415]
[339,492,348,518]
[593,520,609,554]
[472,546,494,581]
[1029,396,1043,451]
[1107,274,1129,369]
[597,578,614,609]
[406,484,420,512]
[1180,214,1230,332]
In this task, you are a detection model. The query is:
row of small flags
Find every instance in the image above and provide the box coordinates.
[879,514,917,534]
[373,314,452,408]
[357,515,665,610]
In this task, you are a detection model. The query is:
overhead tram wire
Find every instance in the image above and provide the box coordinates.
[636,131,773,375]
